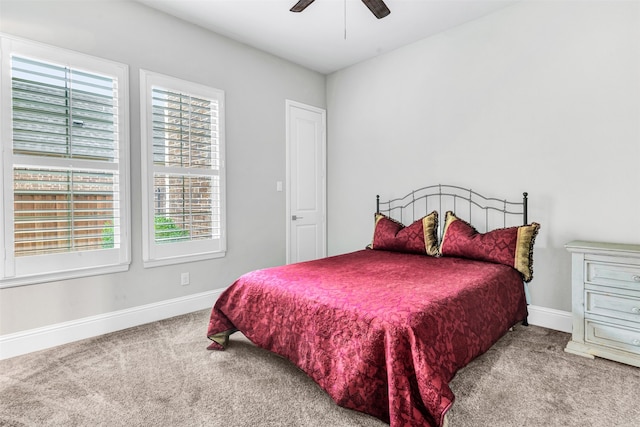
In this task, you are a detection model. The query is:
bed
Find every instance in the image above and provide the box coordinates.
[207,184,540,427]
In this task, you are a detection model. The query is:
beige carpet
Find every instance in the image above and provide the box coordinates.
[1,309,639,426]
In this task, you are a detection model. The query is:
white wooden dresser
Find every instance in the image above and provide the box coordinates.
[564,240,640,367]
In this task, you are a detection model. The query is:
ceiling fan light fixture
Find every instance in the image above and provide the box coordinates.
[290,0,390,19]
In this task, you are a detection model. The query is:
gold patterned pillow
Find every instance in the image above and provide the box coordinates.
[369,211,439,256]
[440,211,540,282]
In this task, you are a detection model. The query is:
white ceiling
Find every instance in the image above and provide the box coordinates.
[136,0,520,74]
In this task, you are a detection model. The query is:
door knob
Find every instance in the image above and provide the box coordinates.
[292,215,303,221]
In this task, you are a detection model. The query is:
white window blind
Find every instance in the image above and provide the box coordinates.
[140,70,225,267]
[12,56,118,161]
[1,36,130,286]
[13,168,119,256]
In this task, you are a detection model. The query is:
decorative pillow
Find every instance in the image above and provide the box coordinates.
[439,211,540,282]
[369,211,439,256]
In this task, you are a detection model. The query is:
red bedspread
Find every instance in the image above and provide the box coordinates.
[207,249,527,426]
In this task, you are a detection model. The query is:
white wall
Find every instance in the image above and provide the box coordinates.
[326,0,640,312]
[0,0,325,335]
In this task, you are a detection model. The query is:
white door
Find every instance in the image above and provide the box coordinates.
[286,100,326,264]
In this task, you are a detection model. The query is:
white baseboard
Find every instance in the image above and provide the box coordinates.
[1,295,572,361]
[527,304,572,333]
[0,289,221,361]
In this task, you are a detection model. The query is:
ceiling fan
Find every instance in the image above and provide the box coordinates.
[290,0,391,19]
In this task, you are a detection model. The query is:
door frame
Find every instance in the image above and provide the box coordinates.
[285,99,327,264]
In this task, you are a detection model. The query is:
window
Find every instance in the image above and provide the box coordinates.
[140,70,225,267]
[0,35,130,287]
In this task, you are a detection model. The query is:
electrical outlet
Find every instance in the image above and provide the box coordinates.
[180,272,190,286]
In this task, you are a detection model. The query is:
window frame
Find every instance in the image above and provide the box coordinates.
[0,34,131,288]
[139,69,226,268]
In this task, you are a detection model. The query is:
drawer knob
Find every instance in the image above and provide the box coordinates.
[633,275,640,282]
[632,307,640,314]
[634,339,640,346]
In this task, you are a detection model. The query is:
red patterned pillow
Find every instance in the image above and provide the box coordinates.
[369,211,439,256]
[440,211,540,282]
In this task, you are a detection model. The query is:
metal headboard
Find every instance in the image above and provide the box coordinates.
[376,184,528,238]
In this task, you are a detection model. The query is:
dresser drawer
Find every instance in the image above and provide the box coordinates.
[585,290,640,324]
[586,261,640,291]
[585,320,640,356]
[566,241,640,366]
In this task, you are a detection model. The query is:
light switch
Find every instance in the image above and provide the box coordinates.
[276,181,283,192]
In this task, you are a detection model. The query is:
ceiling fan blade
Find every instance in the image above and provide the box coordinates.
[290,0,316,13]
[362,0,391,19]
